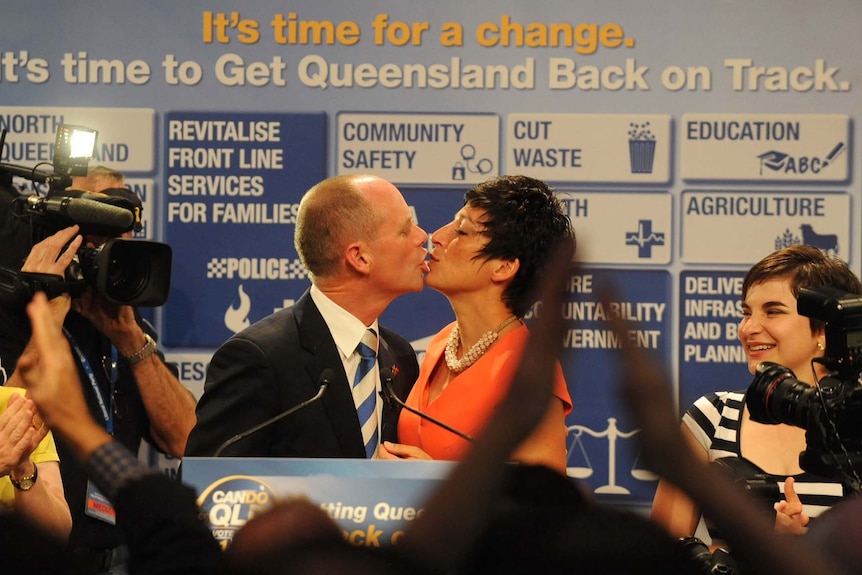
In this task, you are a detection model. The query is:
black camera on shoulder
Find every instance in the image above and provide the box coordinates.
[746,285,862,492]
[0,125,171,307]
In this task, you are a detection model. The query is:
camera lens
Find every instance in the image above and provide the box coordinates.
[105,253,150,302]
[677,537,736,574]
[747,362,815,428]
[678,537,714,571]
[94,239,172,306]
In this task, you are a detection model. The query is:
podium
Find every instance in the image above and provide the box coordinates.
[182,457,455,548]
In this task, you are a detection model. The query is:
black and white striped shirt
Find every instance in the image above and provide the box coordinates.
[683,391,845,525]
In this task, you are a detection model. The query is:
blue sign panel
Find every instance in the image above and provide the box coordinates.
[558,268,671,503]
[678,271,749,415]
[163,112,326,347]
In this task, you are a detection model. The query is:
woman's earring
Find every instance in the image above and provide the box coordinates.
[817,342,826,351]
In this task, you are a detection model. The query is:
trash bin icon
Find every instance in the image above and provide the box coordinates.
[629,140,656,174]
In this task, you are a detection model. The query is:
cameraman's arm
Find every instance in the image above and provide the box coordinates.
[5,226,82,390]
[74,293,196,458]
[119,327,195,458]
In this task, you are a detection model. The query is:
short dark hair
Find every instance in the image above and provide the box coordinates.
[464,175,575,317]
[742,244,862,332]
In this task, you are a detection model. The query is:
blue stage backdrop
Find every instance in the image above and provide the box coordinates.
[2,0,861,507]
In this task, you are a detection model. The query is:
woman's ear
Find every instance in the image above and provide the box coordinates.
[491,258,520,283]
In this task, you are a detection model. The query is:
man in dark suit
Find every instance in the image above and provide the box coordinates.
[184,175,429,458]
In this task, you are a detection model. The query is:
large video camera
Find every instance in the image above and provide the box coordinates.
[746,285,862,492]
[0,125,171,306]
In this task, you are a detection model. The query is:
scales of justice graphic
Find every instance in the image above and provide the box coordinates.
[566,418,658,494]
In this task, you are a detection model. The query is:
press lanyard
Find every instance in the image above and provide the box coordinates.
[62,327,118,435]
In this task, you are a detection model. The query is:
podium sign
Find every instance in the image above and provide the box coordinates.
[182,457,454,549]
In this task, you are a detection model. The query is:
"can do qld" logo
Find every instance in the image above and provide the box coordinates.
[196,475,277,548]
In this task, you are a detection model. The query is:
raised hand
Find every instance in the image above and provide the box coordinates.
[774,477,810,535]
[18,292,98,448]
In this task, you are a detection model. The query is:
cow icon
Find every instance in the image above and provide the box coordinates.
[800,224,839,255]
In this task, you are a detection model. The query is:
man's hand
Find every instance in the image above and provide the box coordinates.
[20,225,82,327]
[21,225,82,277]
[71,287,144,355]
[18,293,94,438]
[20,292,112,464]
[490,240,575,445]
[607,291,693,483]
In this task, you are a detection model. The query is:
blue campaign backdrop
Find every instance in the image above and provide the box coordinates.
[2,0,862,506]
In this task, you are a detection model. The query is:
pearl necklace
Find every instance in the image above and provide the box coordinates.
[445,316,520,373]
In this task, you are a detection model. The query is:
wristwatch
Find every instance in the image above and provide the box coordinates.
[10,463,38,491]
[123,333,158,366]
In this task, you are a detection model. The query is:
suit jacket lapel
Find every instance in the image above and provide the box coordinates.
[295,292,366,457]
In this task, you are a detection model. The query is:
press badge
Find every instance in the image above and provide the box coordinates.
[85,480,117,525]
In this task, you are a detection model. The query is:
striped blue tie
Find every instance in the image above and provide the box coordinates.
[353,328,379,458]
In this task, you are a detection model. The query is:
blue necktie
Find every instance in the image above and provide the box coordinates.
[353,328,379,458]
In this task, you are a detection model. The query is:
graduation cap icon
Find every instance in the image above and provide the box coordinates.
[757,150,788,174]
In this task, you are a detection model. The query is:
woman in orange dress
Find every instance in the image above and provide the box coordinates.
[378,175,574,473]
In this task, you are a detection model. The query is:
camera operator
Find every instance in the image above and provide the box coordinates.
[0,170,196,574]
[650,245,862,551]
[70,165,125,194]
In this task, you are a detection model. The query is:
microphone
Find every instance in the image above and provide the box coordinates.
[26,195,134,231]
[213,368,334,457]
[380,367,473,442]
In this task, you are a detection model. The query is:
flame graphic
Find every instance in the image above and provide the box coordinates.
[224,284,252,334]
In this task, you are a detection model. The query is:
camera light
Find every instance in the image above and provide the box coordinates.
[68,130,96,158]
[53,124,98,176]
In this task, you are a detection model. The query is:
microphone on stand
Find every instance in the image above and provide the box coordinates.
[380,367,474,442]
[213,368,335,457]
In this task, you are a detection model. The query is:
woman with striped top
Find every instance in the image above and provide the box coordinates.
[651,245,861,544]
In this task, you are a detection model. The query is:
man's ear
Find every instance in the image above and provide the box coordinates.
[491,258,519,283]
[345,242,372,275]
